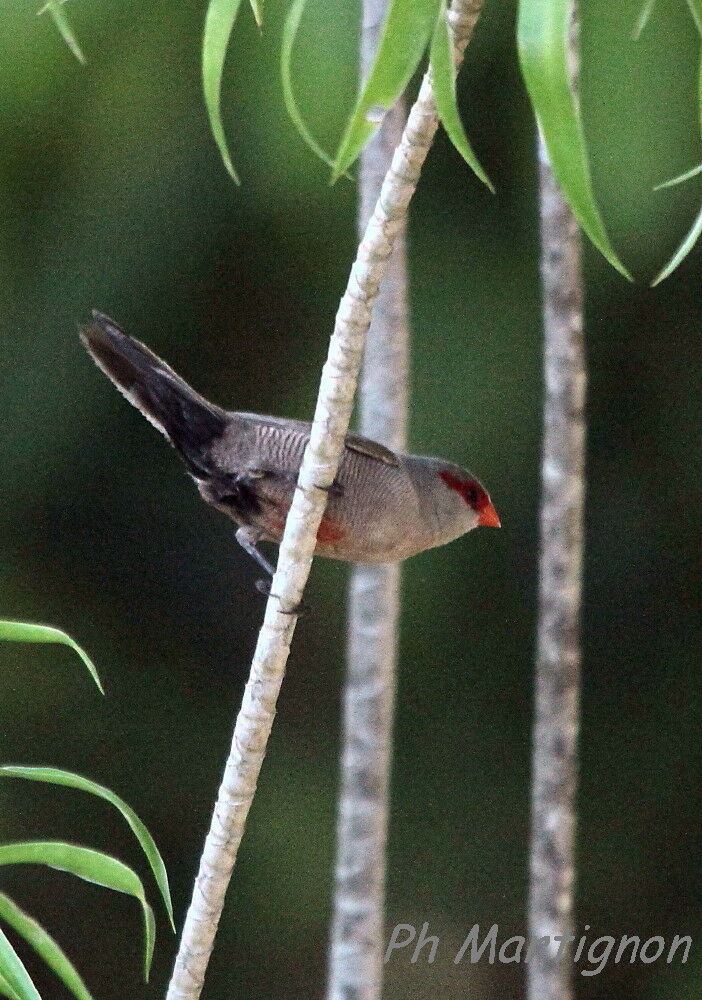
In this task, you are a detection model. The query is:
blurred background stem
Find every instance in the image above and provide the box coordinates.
[325,1,409,996]
[527,13,584,993]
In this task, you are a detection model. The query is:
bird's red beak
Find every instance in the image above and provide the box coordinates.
[478,501,501,528]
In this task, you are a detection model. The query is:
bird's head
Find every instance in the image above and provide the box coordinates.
[438,467,501,529]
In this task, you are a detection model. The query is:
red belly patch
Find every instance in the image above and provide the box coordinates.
[267,511,344,545]
[316,517,345,544]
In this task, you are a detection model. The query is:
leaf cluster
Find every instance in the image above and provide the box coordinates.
[41,0,702,281]
[0,623,173,1000]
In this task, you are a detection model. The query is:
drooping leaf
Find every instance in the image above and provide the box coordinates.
[651,35,702,282]
[0,971,21,1000]
[0,844,155,982]
[517,0,632,279]
[331,0,441,182]
[0,970,21,1000]
[654,161,702,191]
[249,0,263,28]
[0,622,103,694]
[38,0,85,64]
[281,0,336,168]
[686,0,702,35]
[429,0,493,191]
[202,0,244,181]
[0,894,93,1000]
[631,0,657,40]
[0,767,173,931]
[0,927,42,1000]
[652,204,702,285]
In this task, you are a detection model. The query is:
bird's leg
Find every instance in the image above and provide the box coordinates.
[235,526,306,615]
[235,526,276,578]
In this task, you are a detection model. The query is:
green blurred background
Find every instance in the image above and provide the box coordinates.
[0,0,700,997]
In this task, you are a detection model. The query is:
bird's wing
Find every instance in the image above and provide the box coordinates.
[236,412,400,469]
[343,433,400,467]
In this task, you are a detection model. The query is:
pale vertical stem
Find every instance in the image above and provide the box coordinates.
[527,7,584,995]
[165,3,484,998]
[325,0,409,995]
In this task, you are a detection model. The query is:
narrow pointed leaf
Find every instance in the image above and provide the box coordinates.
[687,0,702,34]
[0,928,42,1000]
[39,1,85,64]
[0,971,21,1000]
[429,0,493,191]
[0,622,103,694]
[0,844,155,982]
[331,0,441,181]
[631,0,657,40]
[652,39,702,282]
[517,0,632,279]
[202,0,244,182]
[0,894,93,1000]
[0,767,173,931]
[281,0,336,168]
[0,973,21,1000]
[249,0,262,28]
[652,204,702,284]
[654,161,702,190]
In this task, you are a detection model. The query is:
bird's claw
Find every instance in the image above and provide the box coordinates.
[315,478,344,497]
[255,578,307,616]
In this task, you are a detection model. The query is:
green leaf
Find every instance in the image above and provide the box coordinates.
[0,970,21,1000]
[517,0,632,279]
[687,0,702,35]
[0,971,21,1000]
[0,927,42,1000]
[0,767,173,931]
[429,0,493,191]
[651,35,702,282]
[0,621,103,694]
[651,204,702,285]
[249,0,262,28]
[38,0,85,64]
[202,0,244,182]
[631,0,657,40]
[0,894,92,1000]
[654,161,702,191]
[281,0,336,169]
[0,844,155,982]
[331,0,441,182]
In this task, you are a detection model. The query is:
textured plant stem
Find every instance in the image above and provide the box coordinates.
[527,123,584,1000]
[325,3,409,998]
[165,3,483,997]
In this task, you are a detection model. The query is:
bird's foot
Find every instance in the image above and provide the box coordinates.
[254,578,307,616]
[315,478,344,497]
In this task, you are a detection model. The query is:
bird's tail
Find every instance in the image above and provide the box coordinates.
[80,311,228,476]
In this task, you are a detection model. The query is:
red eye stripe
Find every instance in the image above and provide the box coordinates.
[439,469,481,507]
[439,470,501,527]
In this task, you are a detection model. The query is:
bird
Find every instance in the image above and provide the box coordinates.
[79,312,500,580]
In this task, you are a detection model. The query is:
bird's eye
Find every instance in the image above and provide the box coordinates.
[467,484,479,506]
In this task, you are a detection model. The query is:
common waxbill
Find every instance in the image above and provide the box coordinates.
[79,313,500,576]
